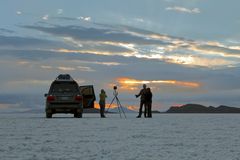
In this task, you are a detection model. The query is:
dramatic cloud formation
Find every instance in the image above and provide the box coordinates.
[23,24,240,68]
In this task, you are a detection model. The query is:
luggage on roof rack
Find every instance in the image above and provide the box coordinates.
[56,74,73,81]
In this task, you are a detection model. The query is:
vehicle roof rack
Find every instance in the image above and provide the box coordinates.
[56,74,74,81]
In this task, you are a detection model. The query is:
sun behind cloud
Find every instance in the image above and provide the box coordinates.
[115,77,201,92]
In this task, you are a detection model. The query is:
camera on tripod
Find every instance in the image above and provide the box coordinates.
[113,86,118,96]
[106,85,126,118]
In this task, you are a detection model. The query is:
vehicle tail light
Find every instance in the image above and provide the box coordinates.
[75,95,82,101]
[47,95,55,102]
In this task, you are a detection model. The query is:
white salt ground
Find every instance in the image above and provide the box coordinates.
[0,113,240,160]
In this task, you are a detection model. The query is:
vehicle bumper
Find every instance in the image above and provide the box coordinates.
[46,103,83,114]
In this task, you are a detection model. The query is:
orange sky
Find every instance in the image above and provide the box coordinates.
[114,77,201,92]
[94,102,138,111]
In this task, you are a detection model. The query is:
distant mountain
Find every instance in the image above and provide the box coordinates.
[166,104,240,113]
[152,110,161,113]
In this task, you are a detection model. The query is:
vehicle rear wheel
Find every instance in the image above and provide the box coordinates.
[74,112,82,118]
[46,113,52,118]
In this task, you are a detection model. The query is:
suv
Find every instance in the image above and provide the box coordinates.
[44,74,83,118]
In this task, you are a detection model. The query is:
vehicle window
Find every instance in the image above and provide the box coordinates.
[51,83,78,93]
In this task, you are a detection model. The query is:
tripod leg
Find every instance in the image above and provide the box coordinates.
[116,97,126,118]
[115,99,122,118]
[106,97,116,113]
[115,96,122,118]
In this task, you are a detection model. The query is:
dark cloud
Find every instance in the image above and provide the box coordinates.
[0,28,15,34]
[0,35,66,49]
[52,16,77,21]
[24,25,171,45]
[0,49,57,61]
[23,24,240,62]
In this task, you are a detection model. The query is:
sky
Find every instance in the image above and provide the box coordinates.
[0,0,240,111]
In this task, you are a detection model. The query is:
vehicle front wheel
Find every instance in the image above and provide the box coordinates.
[46,113,52,118]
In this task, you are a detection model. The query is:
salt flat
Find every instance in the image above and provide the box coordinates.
[0,113,240,160]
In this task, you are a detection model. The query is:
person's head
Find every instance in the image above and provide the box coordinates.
[101,89,105,93]
[147,88,151,92]
[143,84,147,89]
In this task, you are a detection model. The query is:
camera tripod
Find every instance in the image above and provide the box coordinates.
[106,89,126,118]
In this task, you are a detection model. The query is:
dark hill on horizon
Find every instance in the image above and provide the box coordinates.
[166,104,240,113]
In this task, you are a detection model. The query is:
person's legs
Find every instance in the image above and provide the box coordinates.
[102,105,106,118]
[100,103,105,117]
[148,102,152,118]
[144,102,148,118]
[137,101,144,118]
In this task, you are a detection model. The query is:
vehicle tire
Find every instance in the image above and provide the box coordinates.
[74,112,82,118]
[79,112,82,118]
[46,113,52,118]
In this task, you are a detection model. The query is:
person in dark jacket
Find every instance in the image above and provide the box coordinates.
[135,84,147,118]
[99,89,107,118]
[145,88,153,118]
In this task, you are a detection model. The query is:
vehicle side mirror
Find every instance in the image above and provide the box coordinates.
[44,94,48,97]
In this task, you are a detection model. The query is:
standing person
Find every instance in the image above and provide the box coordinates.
[145,88,153,118]
[135,84,147,118]
[99,89,107,118]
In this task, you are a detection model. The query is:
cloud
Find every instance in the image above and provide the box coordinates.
[189,44,240,58]
[20,24,240,68]
[50,48,133,57]
[40,65,95,72]
[114,77,201,92]
[17,61,30,65]
[7,80,52,86]
[57,9,63,15]
[16,11,22,15]
[134,18,144,23]
[166,6,200,14]
[77,66,95,72]
[70,60,124,66]
[0,35,67,49]
[40,65,53,69]
[42,15,49,20]
[77,16,91,21]
[24,25,170,45]
[57,66,75,71]
[0,28,14,34]
[52,16,77,21]
[50,48,237,69]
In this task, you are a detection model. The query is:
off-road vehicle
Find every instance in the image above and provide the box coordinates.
[44,74,83,118]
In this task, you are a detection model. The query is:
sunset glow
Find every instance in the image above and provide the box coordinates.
[117,77,200,89]
[94,102,137,111]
